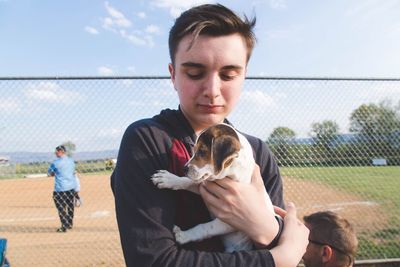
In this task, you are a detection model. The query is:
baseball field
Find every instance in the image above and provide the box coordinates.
[0,167,398,266]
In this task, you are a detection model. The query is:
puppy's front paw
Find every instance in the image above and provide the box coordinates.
[173,225,190,244]
[151,170,173,189]
[151,170,190,190]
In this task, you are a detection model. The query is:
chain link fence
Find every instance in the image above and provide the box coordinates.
[0,77,399,266]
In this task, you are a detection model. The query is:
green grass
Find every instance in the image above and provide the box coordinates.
[280,166,400,259]
[0,160,113,180]
[280,166,400,208]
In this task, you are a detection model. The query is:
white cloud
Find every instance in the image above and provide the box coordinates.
[137,12,146,19]
[119,30,146,46]
[119,29,155,47]
[151,0,211,18]
[102,1,132,33]
[0,98,20,113]
[269,0,287,9]
[84,26,99,35]
[102,17,115,31]
[100,2,155,48]
[240,90,278,109]
[104,1,132,27]
[145,24,161,34]
[97,66,115,76]
[24,82,85,105]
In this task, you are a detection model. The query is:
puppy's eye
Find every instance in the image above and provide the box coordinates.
[196,148,206,157]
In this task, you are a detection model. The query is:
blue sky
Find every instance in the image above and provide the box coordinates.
[1,0,400,77]
[1,0,400,154]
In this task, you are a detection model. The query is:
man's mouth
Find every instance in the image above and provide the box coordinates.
[198,104,223,112]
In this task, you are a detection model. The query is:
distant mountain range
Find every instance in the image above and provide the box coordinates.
[3,132,399,164]
[1,150,118,163]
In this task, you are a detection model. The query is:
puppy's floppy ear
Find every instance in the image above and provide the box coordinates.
[212,136,240,175]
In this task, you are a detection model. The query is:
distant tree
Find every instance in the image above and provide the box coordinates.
[267,127,296,165]
[310,120,340,148]
[309,120,340,164]
[350,101,400,160]
[268,127,296,144]
[349,101,400,138]
[61,141,76,157]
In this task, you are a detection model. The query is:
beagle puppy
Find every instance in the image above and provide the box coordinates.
[151,123,276,252]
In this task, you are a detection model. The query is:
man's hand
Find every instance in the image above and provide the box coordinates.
[199,164,279,247]
[271,202,310,267]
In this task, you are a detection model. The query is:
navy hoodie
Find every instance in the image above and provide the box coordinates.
[111,108,284,267]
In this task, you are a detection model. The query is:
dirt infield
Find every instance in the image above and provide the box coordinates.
[0,174,385,266]
[0,174,124,266]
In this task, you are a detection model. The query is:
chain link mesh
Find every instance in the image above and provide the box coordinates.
[0,77,399,266]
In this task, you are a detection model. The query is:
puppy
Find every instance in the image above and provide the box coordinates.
[151,123,276,252]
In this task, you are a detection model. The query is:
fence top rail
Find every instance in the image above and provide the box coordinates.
[1,76,400,81]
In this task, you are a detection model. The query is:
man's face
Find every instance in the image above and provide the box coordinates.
[55,149,64,158]
[302,242,324,267]
[169,33,247,135]
[303,222,325,267]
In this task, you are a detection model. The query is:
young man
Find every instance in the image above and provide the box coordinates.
[48,145,77,232]
[303,211,358,267]
[111,4,309,266]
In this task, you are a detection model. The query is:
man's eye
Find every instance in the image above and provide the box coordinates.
[220,73,237,81]
[187,72,204,80]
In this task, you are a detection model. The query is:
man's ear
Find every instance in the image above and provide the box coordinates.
[168,63,175,81]
[321,245,334,264]
[168,63,177,91]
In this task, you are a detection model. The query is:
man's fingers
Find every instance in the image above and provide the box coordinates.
[199,183,219,201]
[202,180,231,197]
[285,202,300,223]
[286,202,296,214]
[274,205,287,218]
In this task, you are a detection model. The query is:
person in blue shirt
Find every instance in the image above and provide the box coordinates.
[48,145,77,232]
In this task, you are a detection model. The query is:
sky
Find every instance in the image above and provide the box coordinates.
[1,0,400,155]
[1,0,400,77]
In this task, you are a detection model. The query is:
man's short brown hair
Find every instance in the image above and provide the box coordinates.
[168,4,256,66]
[304,211,358,267]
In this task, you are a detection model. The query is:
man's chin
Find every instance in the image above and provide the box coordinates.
[198,115,225,126]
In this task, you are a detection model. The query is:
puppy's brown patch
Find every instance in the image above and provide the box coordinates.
[191,124,241,175]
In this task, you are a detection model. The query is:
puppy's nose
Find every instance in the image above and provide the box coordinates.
[183,164,189,175]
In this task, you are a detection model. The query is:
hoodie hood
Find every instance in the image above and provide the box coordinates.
[153,107,196,147]
[153,106,234,149]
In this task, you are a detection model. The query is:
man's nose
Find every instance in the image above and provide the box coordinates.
[203,74,221,99]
